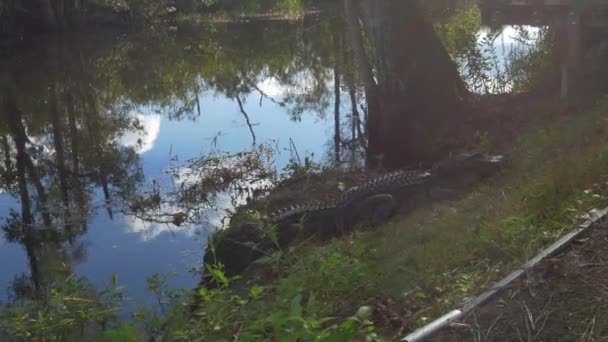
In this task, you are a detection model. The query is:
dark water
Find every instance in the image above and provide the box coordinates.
[0,1,596,305]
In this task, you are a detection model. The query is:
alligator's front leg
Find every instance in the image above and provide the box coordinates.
[352,193,398,227]
[332,207,361,236]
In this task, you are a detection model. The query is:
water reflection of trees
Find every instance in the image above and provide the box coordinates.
[0,17,352,292]
[435,5,555,94]
[342,0,584,167]
[1,4,556,222]
[0,38,146,298]
[126,144,275,232]
[0,2,569,299]
[4,6,558,172]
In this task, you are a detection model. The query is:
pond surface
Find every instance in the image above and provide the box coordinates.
[0,2,577,305]
[0,17,365,304]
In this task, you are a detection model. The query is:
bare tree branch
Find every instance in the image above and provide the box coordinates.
[235,97,257,146]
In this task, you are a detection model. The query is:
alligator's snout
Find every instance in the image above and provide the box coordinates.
[458,151,505,162]
[463,152,506,170]
[433,152,504,170]
[481,154,505,163]
[430,152,505,188]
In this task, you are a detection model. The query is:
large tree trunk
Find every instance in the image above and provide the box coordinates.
[2,87,43,295]
[51,84,70,209]
[344,0,380,162]
[3,98,32,226]
[38,0,73,30]
[1,136,12,179]
[346,0,469,168]
[39,0,59,30]
[53,0,67,30]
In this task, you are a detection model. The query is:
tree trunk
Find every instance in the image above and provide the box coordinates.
[50,83,70,209]
[39,0,58,30]
[53,0,67,30]
[1,136,12,178]
[346,0,469,168]
[67,90,89,232]
[334,57,341,165]
[344,0,380,166]
[3,88,43,294]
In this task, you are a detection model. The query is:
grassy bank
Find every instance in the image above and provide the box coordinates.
[3,98,608,340]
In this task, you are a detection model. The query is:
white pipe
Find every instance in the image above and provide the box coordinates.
[400,207,608,341]
[401,310,463,342]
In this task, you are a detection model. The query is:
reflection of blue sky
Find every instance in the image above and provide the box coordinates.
[122,88,335,238]
[110,87,334,300]
[0,195,29,301]
[72,211,201,308]
[0,78,336,303]
[142,89,333,178]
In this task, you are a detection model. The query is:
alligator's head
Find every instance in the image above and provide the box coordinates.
[430,151,505,187]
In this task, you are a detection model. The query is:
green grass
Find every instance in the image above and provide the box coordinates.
[327,97,608,330]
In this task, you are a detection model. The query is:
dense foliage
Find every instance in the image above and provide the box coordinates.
[0,0,308,34]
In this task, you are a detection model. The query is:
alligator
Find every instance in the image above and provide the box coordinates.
[265,169,430,237]
[201,152,505,286]
[267,151,505,232]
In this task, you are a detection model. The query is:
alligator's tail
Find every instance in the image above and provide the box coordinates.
[268,200,336,224]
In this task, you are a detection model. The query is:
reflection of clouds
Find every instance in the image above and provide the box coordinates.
[257,77,284,97]
[468,25,545,93]
[256,72,332,100]
[172,161,272,226]
[124,213,199,242]
[118,114,161,154]
[124,151,273,241]
[478,25,542,50]
[502,26,541,44]
[122,199,226,242]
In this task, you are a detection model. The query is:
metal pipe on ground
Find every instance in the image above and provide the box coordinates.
[400,207,608,341]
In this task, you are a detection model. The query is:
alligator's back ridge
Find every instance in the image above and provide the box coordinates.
[268,200,336,223]
[335,169,430,208]
[267,152,504,226]
[267,169,430,224]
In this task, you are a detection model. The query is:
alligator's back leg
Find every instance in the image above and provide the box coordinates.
[333,213,347,237]
[354,193,398,226]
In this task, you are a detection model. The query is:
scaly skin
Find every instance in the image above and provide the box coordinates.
[267,152,505,227]
[267,169,430,225]
[268,199,337,224]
